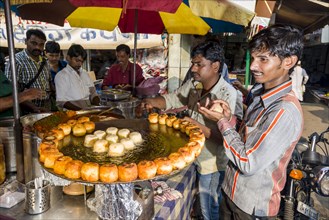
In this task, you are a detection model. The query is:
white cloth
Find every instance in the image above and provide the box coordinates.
[55,65,95,107]
[290,66,309,101]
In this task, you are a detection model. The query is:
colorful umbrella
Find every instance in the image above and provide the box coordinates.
[17,0,211,35]
[184,0,255,33]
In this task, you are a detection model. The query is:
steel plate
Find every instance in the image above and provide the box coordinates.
[100,89,131,101]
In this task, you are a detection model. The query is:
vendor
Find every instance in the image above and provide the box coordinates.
[102,44,144,91]
[55,44,99,111]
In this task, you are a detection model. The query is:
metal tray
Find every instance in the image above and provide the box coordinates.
[39,119,192,184]
[100,89,131,101]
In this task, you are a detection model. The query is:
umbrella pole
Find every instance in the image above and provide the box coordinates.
[3,0,25,183]
[132,9,138,95]
[244,49,251,89]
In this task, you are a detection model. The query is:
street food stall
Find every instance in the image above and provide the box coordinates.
[0,104,202,219]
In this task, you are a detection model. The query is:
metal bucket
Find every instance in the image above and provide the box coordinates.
[0,114,51,180]
[100,97,141,119]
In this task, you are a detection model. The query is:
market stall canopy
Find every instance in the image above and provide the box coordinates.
[182,0,255,34]
[15,0,210,35]
[188,0,255,27]
[272,0,329,34]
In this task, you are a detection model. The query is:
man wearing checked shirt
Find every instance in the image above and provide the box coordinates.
[199,24,304,219]
[5,29,51,113]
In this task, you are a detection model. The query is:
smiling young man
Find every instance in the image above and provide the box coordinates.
[198,25,304,219]
[138,41,243,220]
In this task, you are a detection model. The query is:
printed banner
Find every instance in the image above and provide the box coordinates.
[0,10,163,50]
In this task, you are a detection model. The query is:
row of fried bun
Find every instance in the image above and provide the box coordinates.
[38,113,205,183]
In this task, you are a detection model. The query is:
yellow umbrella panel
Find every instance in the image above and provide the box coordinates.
[67,3,210,35]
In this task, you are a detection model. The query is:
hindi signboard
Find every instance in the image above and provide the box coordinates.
[0,10,163,50]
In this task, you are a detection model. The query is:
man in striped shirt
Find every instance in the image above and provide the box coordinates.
[199,24,304,219]
[5,29,51,113]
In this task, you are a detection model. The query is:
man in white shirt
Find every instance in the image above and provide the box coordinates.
[55,44,99,110]
[290,61,309,101]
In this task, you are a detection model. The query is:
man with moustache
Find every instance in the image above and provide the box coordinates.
[55,44,99,110]
[5,29,51,112]
[198,25,304,219]
[138,41,243,220]
[102,44,144,91]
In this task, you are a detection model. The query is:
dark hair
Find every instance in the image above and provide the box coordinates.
[26,29,46,41]
[116,44,130,55]
[45,41,60,53]
[249,24,303,62]
[67,44,87,60]
[191,41,225,73]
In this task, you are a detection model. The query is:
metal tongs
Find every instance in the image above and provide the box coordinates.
[97,107,115,116]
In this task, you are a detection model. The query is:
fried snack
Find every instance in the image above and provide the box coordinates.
[80,162,99,182]
[53,156,73,175]
[84,134,99,147]
[99,164,118,183]
[105,134,119,144]
[154,157,173,175]
[165,115,177,127]
[172,119,182,130]
[57,123,72,136]
[138,160,157,180]
[179,120,190,133]
[118,128,130,138]
[94,130,106,139]
[178,146,195,163]
[84,121,96,134]
[65,110,77,118]
[129,131,143,145]
[38,141,56,154]
[108,143,125,157]
[118,163,138,182]
[120,138,135,151]
[67,119,77,127]
[189,132,206,147]
[185,124,199,136]
[106,127,118,135]
[39,147,59,163]
[148,112,159,124]
[72,123,86,137]
[44,151,64,169]
[158,114,168,125]
[51,128,65,140]
[77,116,90,124]
[168,152,186,170]
[93,139,109,153]
[43,134,59,147]
[185,141,202,157]
[64,160,84,179]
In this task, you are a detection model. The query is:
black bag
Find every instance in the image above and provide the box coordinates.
[19,59,46,92]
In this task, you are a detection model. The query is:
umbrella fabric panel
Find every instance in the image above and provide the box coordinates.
[160,3,210,35]
[188,0,255,27]
[203,18,243,33]
[69,0,182,13]
[67,7,122,31]
[117,10,165,35]
[17,0,76,26]
[67,3,210,35]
